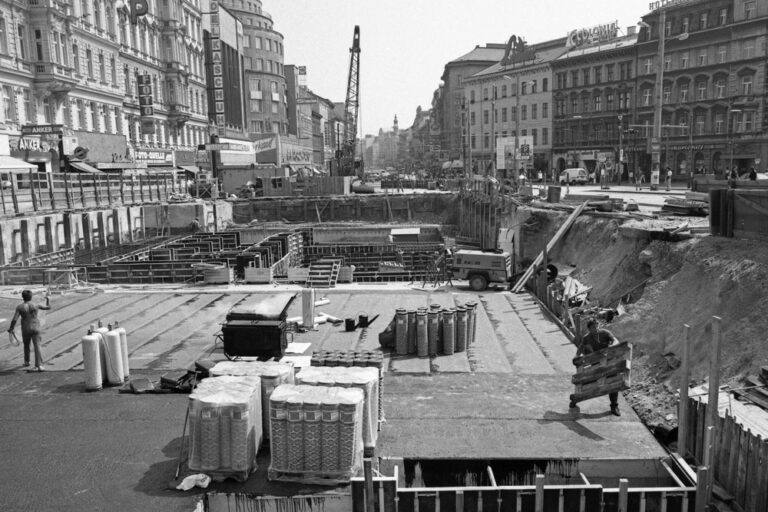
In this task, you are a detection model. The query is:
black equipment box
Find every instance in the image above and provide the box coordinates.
[221,293,296,358]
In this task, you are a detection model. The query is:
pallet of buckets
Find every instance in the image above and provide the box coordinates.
[185,361,295,481]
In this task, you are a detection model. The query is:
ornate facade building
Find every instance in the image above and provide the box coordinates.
[0,0,209,169]
[635,0,768,176]
[218,0,287,136]
[551,25,638,174]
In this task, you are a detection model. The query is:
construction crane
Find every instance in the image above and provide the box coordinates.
[337,25,362,178]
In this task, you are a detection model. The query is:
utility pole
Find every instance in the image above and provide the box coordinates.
[618,114,624,185]
[491,86,497,179]
[651,8,667,184]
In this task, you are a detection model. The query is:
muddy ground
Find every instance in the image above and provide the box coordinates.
[542,212,768,431]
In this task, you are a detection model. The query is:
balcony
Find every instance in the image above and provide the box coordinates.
[33,62,78,89]
[165,61,190,77]
[168,103,191,125]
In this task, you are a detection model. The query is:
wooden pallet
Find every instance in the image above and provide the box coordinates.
[570,342,632,407]
[267,467,357,486]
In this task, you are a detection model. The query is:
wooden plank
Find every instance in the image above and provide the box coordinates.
[678,325,691,458]
[571,360,631,385]
[758,441,768,512]
[725,414,740,493]
[512,200,589,292]
[746,434,760,512]
[735,427,748,509]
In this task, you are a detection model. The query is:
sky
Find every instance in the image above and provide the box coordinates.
[266,0,650,136]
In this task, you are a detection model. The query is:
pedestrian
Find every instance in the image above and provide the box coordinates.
[748,167,757,181]
[665,167,672,191]
[628,169,634,189]
[574,319,621,416]
[639,169,646,184]
[8,289,51,371]
[600,166,607,189]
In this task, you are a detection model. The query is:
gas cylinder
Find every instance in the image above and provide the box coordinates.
[103,330,124,385]
[93,322,110,381]
[112,321,129,380]
[81,332,102,391]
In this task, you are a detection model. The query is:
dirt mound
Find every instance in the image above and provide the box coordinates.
[548,215,768,428]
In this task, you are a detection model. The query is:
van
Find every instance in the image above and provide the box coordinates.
[559,168,588,185]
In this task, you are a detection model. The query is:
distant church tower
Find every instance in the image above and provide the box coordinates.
[393,115,399,135]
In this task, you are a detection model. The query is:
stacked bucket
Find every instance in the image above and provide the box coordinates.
[268,384,364,484]
[208,360,295,440]
[394,301,478,356]
[186,375,263,482]
[310,350,384,432]
[295,366,379,448]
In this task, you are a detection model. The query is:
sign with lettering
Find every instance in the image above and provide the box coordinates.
[21,124,63,136]
[648,0,698,10]
[134,148,173,164]
[501,35,536,66]
[566,21,619,48]
[137,74,154,133]
[253,136,277,154]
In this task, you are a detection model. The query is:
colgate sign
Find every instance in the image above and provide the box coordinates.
[566,21,619,48]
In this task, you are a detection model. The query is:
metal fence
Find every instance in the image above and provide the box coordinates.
[0,171,184,216]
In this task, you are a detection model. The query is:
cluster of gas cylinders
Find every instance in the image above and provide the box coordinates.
[81,321,129,390]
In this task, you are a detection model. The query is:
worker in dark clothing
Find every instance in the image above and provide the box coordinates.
[576,319,621,416]
[8,289,51,371]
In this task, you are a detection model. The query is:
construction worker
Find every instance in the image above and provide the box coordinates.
[575,319,621,416]
[8,289,51,371]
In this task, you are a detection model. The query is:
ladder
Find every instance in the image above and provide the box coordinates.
[307,258,342,288]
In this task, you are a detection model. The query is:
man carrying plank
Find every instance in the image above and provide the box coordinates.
[574,319,621,416]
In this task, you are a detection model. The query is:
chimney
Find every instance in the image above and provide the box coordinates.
[627,26,637,36]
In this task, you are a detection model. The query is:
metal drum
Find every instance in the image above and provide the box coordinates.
[395,308,408,355]
[416,310,428,357]
[442,308,455,355]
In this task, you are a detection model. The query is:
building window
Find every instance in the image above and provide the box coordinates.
[741,75,753,95]
[501,84,507,98]
[664,55,671,71]
[542,102,548,118]
[72,44,79,74]
[271,101,278,114]
[532,129,537,146]
[695,114,705,135]
[531,80,537,94]
[606,65,614,81]
[607,93,615,110]
[542,127,548,145]
[470,134,476,150]
[582,96,589,113]
[714,113,724,134]
[643,88,652,106]
[694,81,707,100]
[665,20,672,37]
[594,96,601,112]
[680,52,688,69]
[110,57,116,84]
[0,17,7,55]
[501,107,507,122]
[250,100,262,112]
[23,89,32,122]
[680,83,689,102]
[99,53,105,82]
[521,105,527,120]
[86,49,93,78]
[1,85,14,122]
[743,111,754,131]
[483,110,489,124]
[242,35,250,48]
[34,29,43,61]
[663,86,671,104]
[94,0,101,29]
[681,16,689,33]
[570,97,578,114]
[594,66,602,84]
[483,87,489,100]
[699,12,708,29]
[715,78,725,98]
[470,111,475,125]
[744,1,756,19]
[542,78,548,92]
[89,101,97,130]
[717,46,726,63]
[571,71,578,87]
[17,25,26,59]
[743,40,755,59]
[483,133,489,149]
[530,104,537,119]
[697,49,707,66]
[719,8,727,25]
[582,69,590,86]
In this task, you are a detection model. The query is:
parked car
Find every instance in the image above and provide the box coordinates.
[559,168,589,185]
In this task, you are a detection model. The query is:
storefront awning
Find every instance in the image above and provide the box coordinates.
[69,161,105,173]
[0,155,37,170]
[179,165,202,175]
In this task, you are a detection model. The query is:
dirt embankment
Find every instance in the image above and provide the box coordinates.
[546,214,768,427]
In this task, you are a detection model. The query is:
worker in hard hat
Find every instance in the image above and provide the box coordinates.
[8,289,51,371]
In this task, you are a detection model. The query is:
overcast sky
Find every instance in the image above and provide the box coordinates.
[266,0,650,136]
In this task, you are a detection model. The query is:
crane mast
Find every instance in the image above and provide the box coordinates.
[339,26,361,177]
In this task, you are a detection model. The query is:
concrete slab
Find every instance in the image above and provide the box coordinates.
[431,351,471,372]
[453,292,513,373]
[389,354,431,374]
[377,373,666,460]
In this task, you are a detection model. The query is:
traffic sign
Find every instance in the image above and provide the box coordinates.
[72,146,88,160]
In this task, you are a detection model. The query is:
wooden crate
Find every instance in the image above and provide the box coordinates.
[570,342,632,407]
